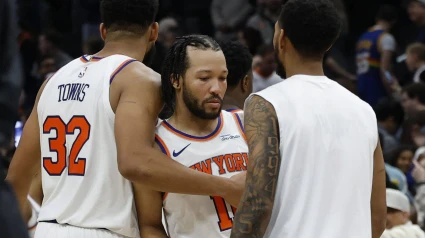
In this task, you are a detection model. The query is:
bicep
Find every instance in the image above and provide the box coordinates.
[114,67,163,164]
[371,139,386,205]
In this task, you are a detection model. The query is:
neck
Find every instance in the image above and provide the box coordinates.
[375,21,391,31]
[223,89,245,110]
[168,102,220,137]
[95,39,147,62]
[284,53,324,78]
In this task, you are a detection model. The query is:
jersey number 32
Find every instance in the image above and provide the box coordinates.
[43,116,90,176]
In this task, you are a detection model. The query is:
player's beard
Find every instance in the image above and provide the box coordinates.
[142,44,156,67]
[275,49,286,79]
[182,84,222,120]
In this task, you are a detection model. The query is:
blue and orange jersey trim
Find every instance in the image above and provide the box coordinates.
[109,59,138,84]
[79,55,103,63]
[225,108,242,113]
[161,113,224,141]
[368,58,380,68]
[232,113,247,143]
[155,135,170,157]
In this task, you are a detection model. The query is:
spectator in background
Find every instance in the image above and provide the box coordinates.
[211,0,253,41]
[401,83,425,116]
[219,40,253,111]
[390,145,418,195]
[252,44,282,92]
[246,0,281,44]
[407,0,425,44]
[151,17,182,74]
[406,43,425,83]
[381,189,425,238]
[237,27,264,55]
[39,30,72,68]
[83,36,104,55]
[375,98,405,159]
[356,5,400,107]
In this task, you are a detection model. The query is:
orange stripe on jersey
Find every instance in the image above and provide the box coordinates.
[161,113,224,142]
[226,108,242,113]
[155,135,170,157]
[80,55,103,63]
[232,113,247,143]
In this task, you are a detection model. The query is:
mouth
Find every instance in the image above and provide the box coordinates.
[206,98,222,108]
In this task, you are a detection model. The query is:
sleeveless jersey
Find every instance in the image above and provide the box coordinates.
[254,75,378,238]
[37,54,139,237]
[356,29,388,107]
[155,111,248,238]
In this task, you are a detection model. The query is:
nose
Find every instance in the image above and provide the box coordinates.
[209,78,223,96]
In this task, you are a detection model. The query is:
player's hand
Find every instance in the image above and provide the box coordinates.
[223,172,246,207]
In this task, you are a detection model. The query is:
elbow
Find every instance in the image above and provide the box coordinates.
[117,152,152,183]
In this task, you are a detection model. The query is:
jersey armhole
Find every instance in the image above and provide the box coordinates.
[231,112,247,143]
[102,58,137,122]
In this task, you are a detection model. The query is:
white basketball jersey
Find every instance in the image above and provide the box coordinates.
[254,75,378,238]
[27,195,40,238]
[37,55,139,237]
[155,111,248,238]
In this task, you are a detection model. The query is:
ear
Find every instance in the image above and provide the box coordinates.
[149,22,159,43]
[241,75,249,93]
[170,74,181,89]
[100,23,107,41]
[279,29,285,51]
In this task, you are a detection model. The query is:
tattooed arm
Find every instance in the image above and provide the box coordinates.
[231,95,281,238]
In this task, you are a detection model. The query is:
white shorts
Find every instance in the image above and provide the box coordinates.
[35,222,128,238]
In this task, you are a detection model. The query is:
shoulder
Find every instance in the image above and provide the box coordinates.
[112,61,161,90]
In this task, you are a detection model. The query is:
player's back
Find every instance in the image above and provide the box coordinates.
[37,55,139,237]
[255,75,378,238]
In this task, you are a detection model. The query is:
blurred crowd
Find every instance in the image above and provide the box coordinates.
[3,0,425,236]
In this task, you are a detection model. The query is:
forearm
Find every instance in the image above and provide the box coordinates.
[371,215,386,238]
[121,148,232,197]
[140,225,168,238]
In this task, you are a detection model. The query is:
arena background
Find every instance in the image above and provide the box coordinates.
[2,0,425,235]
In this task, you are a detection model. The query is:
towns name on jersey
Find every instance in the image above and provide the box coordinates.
[58,83,90,102]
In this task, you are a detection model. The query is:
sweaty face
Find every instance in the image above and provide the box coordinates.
[386,208,409,229]
[181,48,228,120]
[396,150,414,173]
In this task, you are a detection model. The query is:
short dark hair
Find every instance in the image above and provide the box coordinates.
[219,40,252,88]
[376,4,398,23]
[100,0,159,35]
[278,0,341,60]
[161,35,221,109]
[403,83,425,105]
[374,98,405,127]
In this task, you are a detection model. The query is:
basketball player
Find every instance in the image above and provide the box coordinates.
[219,40,253,114]
[135,35,248,238]
[6,0,244,237]
[231,0,386,238]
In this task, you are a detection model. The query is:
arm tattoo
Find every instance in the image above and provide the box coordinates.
[231,95,281,238]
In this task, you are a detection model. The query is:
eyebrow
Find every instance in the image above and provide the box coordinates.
[195,69,228,73]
